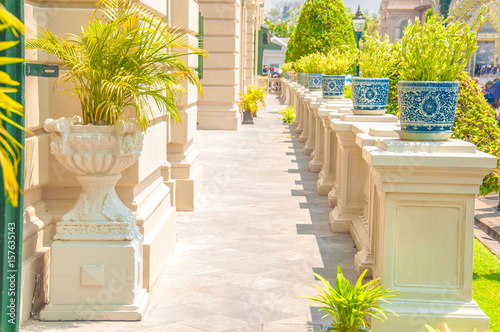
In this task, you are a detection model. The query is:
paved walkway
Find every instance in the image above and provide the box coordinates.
[22,95,357,332]
[475,194,500,259]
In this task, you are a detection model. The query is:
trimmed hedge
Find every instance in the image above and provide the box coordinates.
[285,0,355,62]
[452,73,500,195]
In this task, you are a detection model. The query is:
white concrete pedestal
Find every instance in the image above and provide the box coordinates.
[40,237,149,321]
[365,139,495,331]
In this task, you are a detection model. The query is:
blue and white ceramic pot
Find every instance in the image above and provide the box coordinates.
[308,73,323,91]
[352,77,390,115]
[397,81,459,141]
[322,75,345,99]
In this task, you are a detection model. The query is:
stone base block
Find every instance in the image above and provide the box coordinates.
[303,142,313,155]
[309,158,322,173]
[175,164,203,212]
[354,246,373,278]
[317,174,334,196]
[372,301,489,332]
[328,187,338,207]
[198,109,241,131]
[40,237,148,321]
[143,204,176,290]
[39,290,149,321]
[298,132,307,142]
[329,207,352,233]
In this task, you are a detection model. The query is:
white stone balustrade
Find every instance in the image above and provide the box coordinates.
[283,78,495,331]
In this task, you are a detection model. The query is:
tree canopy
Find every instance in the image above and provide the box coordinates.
[285,0,356,62]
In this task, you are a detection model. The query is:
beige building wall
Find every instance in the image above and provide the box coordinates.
[198,0,264,130]
[379,0,433,42]
[21,0,201,324]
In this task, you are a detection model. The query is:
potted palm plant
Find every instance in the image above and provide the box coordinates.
[307,266,397,332]
[303,52,324,91]
[352,35,396,115]
[238,85,267,124]
[321,49,355,99]
[397,14,479,141]
[26,0,205,238]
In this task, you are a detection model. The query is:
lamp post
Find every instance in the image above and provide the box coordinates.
[352,5,366,76]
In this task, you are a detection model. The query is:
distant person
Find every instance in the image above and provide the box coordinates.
[483,81,495,107]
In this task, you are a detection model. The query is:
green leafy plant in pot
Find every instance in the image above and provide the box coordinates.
[281,62,294,80]
[353,35,396,115]
[238,85,267,124]
[321,49,355,99]
[397,14,480,141]
[26,0,206,237]
[293,57,306,86]
[307,266,398,332]
[279,105,295,123]
[303,52,324,91]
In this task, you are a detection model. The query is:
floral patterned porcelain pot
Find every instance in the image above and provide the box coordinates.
[322,75,345,99]
[298,72,305,86]
[352,77,390,115]
[308,73,323,91]
[397,81,459,141]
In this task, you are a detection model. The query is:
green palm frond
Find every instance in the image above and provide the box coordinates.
[0,4,24,208]
[26,0,207,131]
[307,266,398,332]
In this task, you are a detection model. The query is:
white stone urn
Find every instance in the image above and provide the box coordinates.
[44,117,144,241]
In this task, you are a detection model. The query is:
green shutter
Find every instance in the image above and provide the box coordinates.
[0,0,25,331]
[196,12,204,79]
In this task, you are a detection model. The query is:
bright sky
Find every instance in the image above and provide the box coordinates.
[264,0,383,15]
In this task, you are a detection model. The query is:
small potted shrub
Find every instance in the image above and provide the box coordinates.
[353,35,396,115]
[321,49,355,99]
[303,53,324,91]
[279,105,295,123]
[238,85,267,124]
[307,266,397,332]
[397,14,479,141]
[281,62,293,80]
[293,58,306,86]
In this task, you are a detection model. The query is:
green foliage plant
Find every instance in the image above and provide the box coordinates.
[307,266,398,332]
[25,0,206,131]
[302,53,324,74]
[281,62,293,72]
[359,35,396,78]
[453,73,500,195]
[237,86,267,116]
[279,105,295,123]
[344,85,352,99]
[399,14,479,81]
[385,42,402,116]
[0,4,25,207]
[293,57,306,72]
[285,0,356,62]
[321,49,355,76]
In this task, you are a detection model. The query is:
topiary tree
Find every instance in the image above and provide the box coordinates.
[285,0,356,62]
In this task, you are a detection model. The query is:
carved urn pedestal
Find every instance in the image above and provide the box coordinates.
[40,117,149,321]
